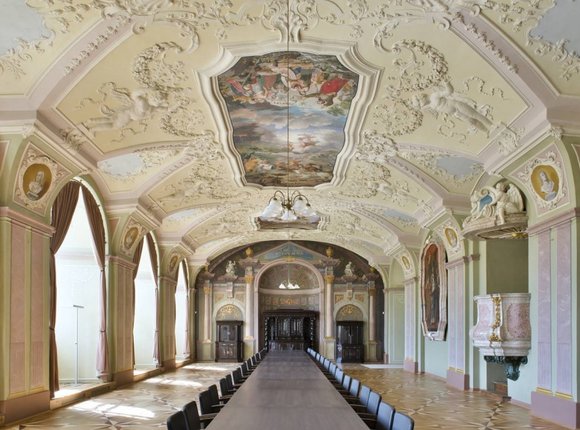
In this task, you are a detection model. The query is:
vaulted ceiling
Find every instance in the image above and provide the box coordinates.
[1,0,579,266]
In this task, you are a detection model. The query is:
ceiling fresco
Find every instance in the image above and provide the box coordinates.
[0,0,579,267]
[217,51,359,187]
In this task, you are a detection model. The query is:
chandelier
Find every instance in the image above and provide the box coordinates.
[259,190,319,223]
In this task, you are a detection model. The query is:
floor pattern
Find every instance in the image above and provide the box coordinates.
[5,362,568,429]
[343,365,566,430]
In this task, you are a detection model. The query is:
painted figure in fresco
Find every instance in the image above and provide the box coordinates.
[425,248,440,331]
[124,227,139,249]
[539,170,557,201]
[412,80,494,135]
[26,170,46,200]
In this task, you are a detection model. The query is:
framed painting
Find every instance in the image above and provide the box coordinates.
[420,242,447,341]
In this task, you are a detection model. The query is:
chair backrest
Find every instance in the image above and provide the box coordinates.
[375,402,395,430]
[366,391,382,415]
[167,410,188,430]
[208,384,220,405]
[232,367,243,384]
[334,368,344,384]
[226,373,235,390]
[358,385,371,406]
[392,411,414,430]
[182,401,201,430]
[241,362,251,376]
[328,363,337,375]
[323,358,331,370]
[198,390,214,415]
[219,377,230,396]
[349,378,361,397]
[342,374,352,392]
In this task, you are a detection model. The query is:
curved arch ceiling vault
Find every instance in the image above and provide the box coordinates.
[1,0,578,266]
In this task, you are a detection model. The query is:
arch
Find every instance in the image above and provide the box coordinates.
[215,304,244,321]
[255,259,324,292]
[335,303,365,321]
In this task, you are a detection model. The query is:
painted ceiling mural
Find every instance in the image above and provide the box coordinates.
[0,0,579,267]
[217,51,359,187]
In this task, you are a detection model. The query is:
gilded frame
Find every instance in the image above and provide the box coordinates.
[420,242,447,341]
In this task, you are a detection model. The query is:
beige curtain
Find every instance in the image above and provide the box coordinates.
[82,187,109,381]
[146,234,161,366]
[131,238,144,367]
[49,181,81,397]
[182,262,191,359]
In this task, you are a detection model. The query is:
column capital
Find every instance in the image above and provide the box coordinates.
[245,274,254,284]
[203,285,211,295]
[325,274,335,284]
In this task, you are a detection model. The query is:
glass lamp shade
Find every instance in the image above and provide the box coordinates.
[280,207,298,222]
[278,283,287,289]
[260,197,284,219]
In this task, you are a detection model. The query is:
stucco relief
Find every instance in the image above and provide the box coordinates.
[398,146,483,190]
[77,42,211,143]
[98,148,183,182]
[515,150,568,213]
[14,145,70,214]
[485,0,580,81]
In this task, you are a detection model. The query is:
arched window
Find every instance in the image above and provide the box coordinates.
[133,235,158,371]
[175,261,188,361]
[53,183,107,394]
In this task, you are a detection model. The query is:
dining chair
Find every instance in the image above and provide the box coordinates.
[392,411,414,430]
[357,390,382,417]
[375,402,395,430]
[346,384,370,407]
[219,377,231,396]
[336,374,352,395]
[208,384,230,406]
[198,389,221,416]
[182,401,206,430]
[166,410,188,430]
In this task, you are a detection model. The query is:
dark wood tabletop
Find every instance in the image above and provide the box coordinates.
[206,350,369,430]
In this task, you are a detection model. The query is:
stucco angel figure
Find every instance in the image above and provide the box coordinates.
[225,260,237,276]
[412,81,495,135]
[344,261,355,277]
[465,182,524,225]
[83,86,168,136]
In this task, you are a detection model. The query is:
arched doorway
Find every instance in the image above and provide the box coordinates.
[256,261,323,351]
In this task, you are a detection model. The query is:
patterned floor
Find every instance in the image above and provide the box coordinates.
[343,365,566,430]
[5,362,567,429]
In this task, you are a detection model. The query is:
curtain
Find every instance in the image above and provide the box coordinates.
[49,181,81,397]
[146,234,161,366]
[131,238,144,367]
[182,262,191,359]
[82,187,109,381]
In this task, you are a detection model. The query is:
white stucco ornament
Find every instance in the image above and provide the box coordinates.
[462,181,527,240]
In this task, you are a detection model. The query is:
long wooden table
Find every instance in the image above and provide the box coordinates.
[206,350,369,430]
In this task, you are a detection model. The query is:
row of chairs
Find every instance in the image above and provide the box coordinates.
[167,349,267,430]
[307,348,414,430]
